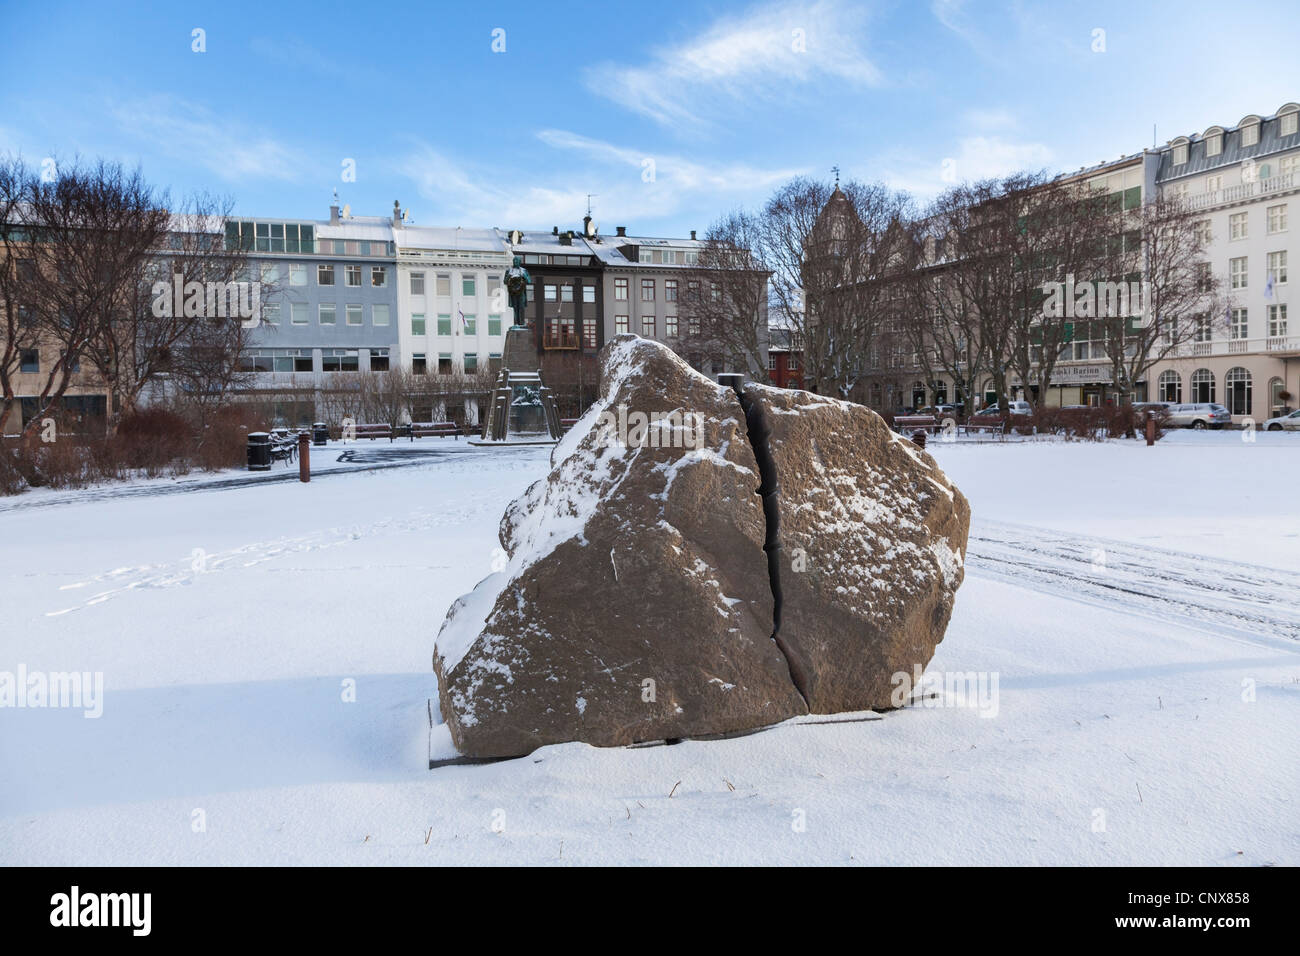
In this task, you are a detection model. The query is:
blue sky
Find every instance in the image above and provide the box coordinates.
[3,0,1298,237]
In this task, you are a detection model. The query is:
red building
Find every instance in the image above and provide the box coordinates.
[767,328,803,389]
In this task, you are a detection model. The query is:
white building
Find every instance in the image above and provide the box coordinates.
[1150,102,1300,422]
[393,226,514,384]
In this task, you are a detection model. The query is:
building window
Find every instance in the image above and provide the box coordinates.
[665,279,678,302]
[487,275,502,304]
[412,353,426,375]
[345,265,362,287]
[1190,368,1215,403]
[1158,369,1181,403]
[1230,308,1248,339]
[462,275,476,297]
[19,349,38,373]
[410,272,425,295]
[560,284,573,303]
[1268,250,1287,285]
[1230,257,1248,289]
[1194,220,1212,245]
[1193,314,1212,342]
[1229,212,1248,240]
[289,263,307,287]
[1270,376,1287,412]
[412,313,426,335]
[688,316,701,336]
[1240,123,1260,148]
[615,314,629,334]
[639,249,652,263]
[371,267,387,288]
[1172,143,1188,165]
[1225,366,1252,415]
[642,315,655,338]
[317,264,335,285]
[438,353,452,374]
[768,353,777,371]
[1206,133,1223,157]
[463,353,478,372]
[544,284,557,302]
[583,317,597,348]
[370,349,390,372]
[346,304,362,326]
[614,278,628,301]
[1282,110,1300,137]
[291,303,308,325]
[321,350,359,372]
[583,284,595,304]
[463,314,476,334]
[373,304,390,326]
[1268,204,1288,234]
[665,315,678,337]
[436,274,451,296]
[318,303,336,325]
[641,278,655,301]
[437,314,451,336]
[263,303,280,325]
[1282,155,1300,177]
[1269,304,1288,336]
[488,315,502,336]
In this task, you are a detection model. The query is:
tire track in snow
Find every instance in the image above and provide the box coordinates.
[965,518,1300,648]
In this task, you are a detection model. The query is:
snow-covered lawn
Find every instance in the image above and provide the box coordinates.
[1,433,1296,865]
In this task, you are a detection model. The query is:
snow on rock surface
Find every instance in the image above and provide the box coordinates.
[434,336,805,757]
[435,337,970,757]
[744,383,971,713]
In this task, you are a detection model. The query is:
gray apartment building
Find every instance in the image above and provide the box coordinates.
[231,203,400,422]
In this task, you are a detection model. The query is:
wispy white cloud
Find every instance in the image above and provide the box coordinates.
[396,130,804,230]
[876,134,1054,199]
[109,95,312,184]
[587,0,884,129]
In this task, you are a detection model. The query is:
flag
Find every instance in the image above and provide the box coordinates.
[458,309,467,331]
[1265,273,1274,300]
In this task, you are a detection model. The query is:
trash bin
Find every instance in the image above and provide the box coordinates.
[247,432,272,471]
[312,422,328,447]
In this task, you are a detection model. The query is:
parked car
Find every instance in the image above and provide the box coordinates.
[1263,408,1300,431]
[972,400,1031,420]
[1165,402,1232,429]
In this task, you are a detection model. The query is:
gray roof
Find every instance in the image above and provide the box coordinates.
[1156,104,1300,183]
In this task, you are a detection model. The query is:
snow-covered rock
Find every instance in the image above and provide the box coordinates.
[434,336,805,758]
[434,336,970,758]
[743,383,970,712]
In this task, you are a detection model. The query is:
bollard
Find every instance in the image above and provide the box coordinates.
[1145,410,1156,446]
[299,432,310,482]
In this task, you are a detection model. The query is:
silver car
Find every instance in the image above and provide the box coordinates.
[1165,403,1232,429]
[1264,409,1300,431]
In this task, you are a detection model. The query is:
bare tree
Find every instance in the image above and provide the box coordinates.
[676,210,770,377]
[1094,194,1221,411]
[758,177,913,398]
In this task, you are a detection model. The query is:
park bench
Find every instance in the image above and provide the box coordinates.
[409,421,461,440]
[894,414,939,435]
[353,423,393,441]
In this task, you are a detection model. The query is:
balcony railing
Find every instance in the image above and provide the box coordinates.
[1169,333,1300,358]
[1184,172,1295,211]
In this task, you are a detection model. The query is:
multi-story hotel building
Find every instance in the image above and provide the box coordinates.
[1147,102,1300,422]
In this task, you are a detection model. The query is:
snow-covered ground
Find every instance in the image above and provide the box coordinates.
[1,432,1296,865]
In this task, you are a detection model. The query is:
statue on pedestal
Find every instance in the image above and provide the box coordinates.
[504,255,532,329]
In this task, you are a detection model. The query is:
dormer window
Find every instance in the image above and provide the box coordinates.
[1172,140,1189,165]
[1239,116,1262,148]
[1280,104,1300,137]
[1205,128,1224,157]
